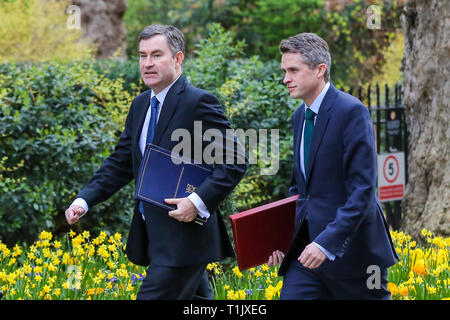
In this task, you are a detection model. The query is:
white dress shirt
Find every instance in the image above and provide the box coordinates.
[298,82,335,261]
[71,75,211,220]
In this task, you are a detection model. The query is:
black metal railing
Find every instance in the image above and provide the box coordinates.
[341,83,406,230]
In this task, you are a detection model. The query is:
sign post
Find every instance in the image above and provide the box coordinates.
[377,152,405,202]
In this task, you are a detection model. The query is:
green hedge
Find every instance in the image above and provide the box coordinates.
[0,62,136,245]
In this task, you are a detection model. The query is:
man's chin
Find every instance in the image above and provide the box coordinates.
[143,79,159,89]
[289,91,302,99]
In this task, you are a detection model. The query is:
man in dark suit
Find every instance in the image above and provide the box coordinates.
[65,25,247,299]
[268,33,398,299]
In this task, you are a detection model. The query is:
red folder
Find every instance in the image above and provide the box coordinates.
[229,195,298,271]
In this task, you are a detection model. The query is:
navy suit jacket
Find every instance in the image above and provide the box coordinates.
[278,84,398,279]
[77,75,247,267]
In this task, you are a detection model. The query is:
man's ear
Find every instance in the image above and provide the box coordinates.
[317,63,327,79]
[175,51,184,69]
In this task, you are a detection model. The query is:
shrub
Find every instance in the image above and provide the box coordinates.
[91,58,145,96]
[0,0,92,63]
[0,61,136,245]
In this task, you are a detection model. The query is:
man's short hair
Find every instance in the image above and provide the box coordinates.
[279,33,331,82]
[139,24,185,55]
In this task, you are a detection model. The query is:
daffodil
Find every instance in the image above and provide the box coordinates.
[227,289,235,300]
[232,266,243,278]
[265,285,275,300]
[39,230,53,241]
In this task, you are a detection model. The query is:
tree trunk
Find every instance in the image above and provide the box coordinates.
[401,0,449,238]
[72,0,127,58]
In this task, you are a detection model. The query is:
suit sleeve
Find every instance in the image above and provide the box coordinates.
[76,101,135,209]
[313,103,377,259]
[193,92,248,214]
[288,171,298,196]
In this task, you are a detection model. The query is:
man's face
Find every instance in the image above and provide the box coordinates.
[281,52,324,102]
[139,35,183,94]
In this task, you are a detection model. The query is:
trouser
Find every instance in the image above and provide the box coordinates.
[136,263,213,300]
[280,260,390,300]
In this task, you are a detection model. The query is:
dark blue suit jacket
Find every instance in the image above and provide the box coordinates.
[278,84,398,279]
[77,75,247,267]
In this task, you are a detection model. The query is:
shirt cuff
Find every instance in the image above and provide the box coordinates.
[313,242,336,261]
[71,198,88,218]
[187,192,210,219]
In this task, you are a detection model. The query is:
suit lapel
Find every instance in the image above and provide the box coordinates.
[305,84,338,185]
[152,75,186,145]
[133,90,151,160]
[294,104,306,189]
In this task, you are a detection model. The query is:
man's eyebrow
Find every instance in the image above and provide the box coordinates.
[138,49,163,54]
[282,66,298,71]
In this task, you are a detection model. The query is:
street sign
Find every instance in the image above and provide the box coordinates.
[377,152,405,202]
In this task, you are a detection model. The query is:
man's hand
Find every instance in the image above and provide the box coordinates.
[298,243,327,269]
[65,205,85,225]
[268,250,285,267]
[165,197,198,223]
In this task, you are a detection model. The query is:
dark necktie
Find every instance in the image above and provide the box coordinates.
[140,96,159,217]
[303,108,316,176]
[146,96,159,144]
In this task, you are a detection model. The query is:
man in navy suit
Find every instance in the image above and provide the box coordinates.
[268,33,398,299]
[65,25,247,299]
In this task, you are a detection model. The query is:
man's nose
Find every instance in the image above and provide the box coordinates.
[283,74,290,85]
[142,56,154,67]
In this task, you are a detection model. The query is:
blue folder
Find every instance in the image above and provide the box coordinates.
[135,143,213,225]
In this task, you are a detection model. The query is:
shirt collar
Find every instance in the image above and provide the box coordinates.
[150,74,182,105]
[304,81,330,115]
